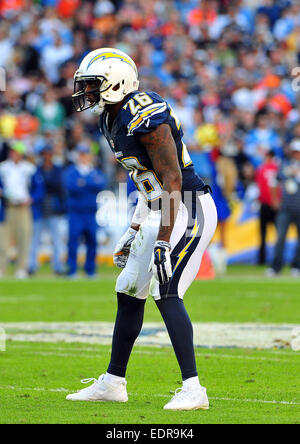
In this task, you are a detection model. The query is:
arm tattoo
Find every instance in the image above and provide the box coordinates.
[139,124,180,180]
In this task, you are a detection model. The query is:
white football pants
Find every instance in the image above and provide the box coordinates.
[116,192,217,300]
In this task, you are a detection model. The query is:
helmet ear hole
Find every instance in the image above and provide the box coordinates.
[112,83,120,91]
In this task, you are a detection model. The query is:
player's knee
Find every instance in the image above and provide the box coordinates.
[116,270,139,297]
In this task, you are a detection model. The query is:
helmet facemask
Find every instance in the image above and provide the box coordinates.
[72,76,111,113]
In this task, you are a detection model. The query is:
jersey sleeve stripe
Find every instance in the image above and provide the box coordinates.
[127,102,167,135]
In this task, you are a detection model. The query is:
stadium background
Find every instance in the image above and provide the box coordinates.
[1,0,300,272]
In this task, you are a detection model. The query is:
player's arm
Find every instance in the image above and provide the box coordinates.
[140,123,182,285]
[139,123,182,242]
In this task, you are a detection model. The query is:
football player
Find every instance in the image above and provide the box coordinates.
[66,48,217,410]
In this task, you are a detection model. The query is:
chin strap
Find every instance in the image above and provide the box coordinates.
[91,98,106,115]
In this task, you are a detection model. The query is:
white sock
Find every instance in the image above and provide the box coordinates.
[105,372,126,387]
[182,376,201,390]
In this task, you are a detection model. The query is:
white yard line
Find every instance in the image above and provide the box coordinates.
[0,385,69,393]
[1,321,299,350]
[0,385,298,406]
[210,397,300,406]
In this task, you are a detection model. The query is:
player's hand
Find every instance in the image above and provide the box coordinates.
[149,241,172,285]
[113,227,138,268]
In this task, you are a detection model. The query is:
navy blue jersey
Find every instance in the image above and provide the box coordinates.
[99,91,205,203]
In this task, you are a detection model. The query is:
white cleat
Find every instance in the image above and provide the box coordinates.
[164,386,209,411]
[66,374,128,402]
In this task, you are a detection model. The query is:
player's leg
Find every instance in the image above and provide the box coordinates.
[106,211,160,378]
[152,192,217,410]
[66,291,146,402]
[107,292,146,376]
[152,199,197,382]
[66,211,160,402]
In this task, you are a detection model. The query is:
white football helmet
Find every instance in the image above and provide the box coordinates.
[72,47,139,114]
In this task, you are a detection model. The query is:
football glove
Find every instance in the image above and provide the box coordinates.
[149,240,172,285]
[113,227,137,268]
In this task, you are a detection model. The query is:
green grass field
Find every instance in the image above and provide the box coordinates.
[0,265,299,424]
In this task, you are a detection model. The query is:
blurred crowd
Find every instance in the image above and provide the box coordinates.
[1,0,300,278]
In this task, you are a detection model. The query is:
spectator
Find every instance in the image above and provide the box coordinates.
[28,144,66,275]
[40,33,74,83]
[256,0,283,30]
[273,5,295,41]
[64,143,106,278]
[0,22,14,68]
[15,30,40,76]
[255,150,280,265]
[267,139,300,276]
[34,89,66,132]
[0,141,37,279]
[244,112,283,167]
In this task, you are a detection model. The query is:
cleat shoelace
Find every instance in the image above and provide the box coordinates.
[169,387,188,402]
[168,387,204,405]
[76,375,105,393]
[81,378,98,385]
